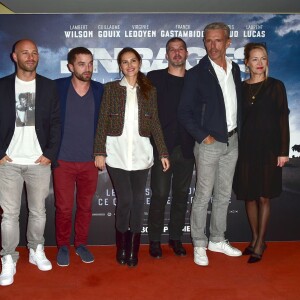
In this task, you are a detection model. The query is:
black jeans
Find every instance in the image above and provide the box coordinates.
[148,146,195,241]
[107,166,149,233]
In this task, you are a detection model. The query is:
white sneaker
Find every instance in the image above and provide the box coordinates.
[29,244,52,271]
[208,240,242,257]
[194,247,209,266]
[0,255,16,286]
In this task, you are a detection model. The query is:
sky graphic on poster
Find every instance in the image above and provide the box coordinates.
[0,13,299,154]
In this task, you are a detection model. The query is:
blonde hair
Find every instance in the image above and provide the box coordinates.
[244,42,269,78]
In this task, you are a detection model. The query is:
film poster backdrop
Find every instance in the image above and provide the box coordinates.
[0,13,299,245]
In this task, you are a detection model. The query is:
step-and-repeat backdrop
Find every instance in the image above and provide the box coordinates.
[0,13,299,245]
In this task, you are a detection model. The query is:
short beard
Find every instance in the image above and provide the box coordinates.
[19,62,38,72]
[75,72,92,82]
[170,61,185,67]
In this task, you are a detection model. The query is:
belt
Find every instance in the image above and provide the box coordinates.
[228,128,237,138]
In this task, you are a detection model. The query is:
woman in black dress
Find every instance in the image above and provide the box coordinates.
[235,43,289,263]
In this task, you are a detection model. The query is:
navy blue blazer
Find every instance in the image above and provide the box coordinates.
[147,68,195,159]
[178,55,242,144]
[55,76,103,140]
[0,73,61,166]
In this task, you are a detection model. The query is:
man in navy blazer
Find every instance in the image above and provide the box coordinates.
[179,23,242,266]
[0,39,61,286]
[54,47,103,267]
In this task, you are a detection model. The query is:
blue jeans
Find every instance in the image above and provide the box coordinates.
[0,163,51,262]
[191,133,238,247]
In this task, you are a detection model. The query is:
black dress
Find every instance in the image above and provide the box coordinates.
[234,77,290,201]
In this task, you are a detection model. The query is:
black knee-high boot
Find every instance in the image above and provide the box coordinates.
[127,232,141,267]
[116,230,128,265]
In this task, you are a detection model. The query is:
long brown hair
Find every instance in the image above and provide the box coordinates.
[117,47,153,100]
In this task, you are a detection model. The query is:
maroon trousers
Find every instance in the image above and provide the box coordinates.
[53,160,98,247]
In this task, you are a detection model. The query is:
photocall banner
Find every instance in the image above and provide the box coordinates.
[0,13,299,245]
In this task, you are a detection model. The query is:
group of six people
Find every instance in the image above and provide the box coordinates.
[0,22,289,286]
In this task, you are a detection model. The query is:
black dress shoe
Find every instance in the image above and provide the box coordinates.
[149,241,162,258]
[169,240,186,256]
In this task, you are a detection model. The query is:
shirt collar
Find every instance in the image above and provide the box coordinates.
[120,76,138,89]
[209,56,232,73]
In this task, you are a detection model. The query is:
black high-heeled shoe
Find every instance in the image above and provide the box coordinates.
[247,243,267,263]
[248,252,262,263]
[242,245,254,255]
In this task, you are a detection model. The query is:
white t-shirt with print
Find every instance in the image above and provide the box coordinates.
[6,76,43,165]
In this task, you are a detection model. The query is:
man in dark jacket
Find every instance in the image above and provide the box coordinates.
[179,22,242,266]
[54,47,103,267]
[147,38,195,258]
[0,39,61,286]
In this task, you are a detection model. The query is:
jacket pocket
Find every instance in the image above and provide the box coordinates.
[144,112,152,119]
[140,112,152,137]
[107,112,123,135]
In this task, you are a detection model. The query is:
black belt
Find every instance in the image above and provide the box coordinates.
[228,128,237,137]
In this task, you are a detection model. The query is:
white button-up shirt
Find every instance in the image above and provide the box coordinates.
[106,77,154,171]
[209,56,237,132]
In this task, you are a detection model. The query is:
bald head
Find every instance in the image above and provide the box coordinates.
[13,39,38,53]
[12,39,39,79]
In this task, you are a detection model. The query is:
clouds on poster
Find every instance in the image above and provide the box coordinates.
[0,13,299,152]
